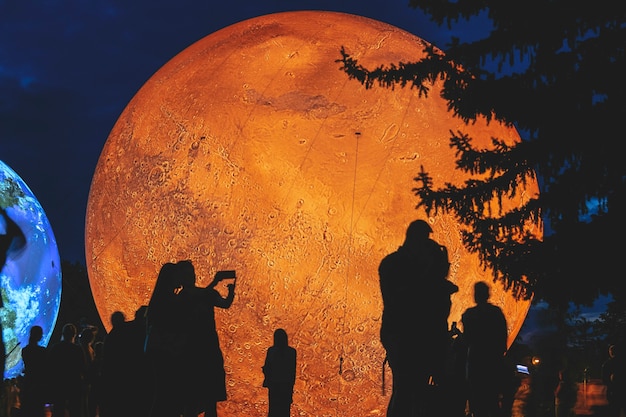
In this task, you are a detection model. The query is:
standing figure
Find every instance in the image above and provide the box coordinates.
[553,367,576,417]
[78,327,97,417]
[145,262,193,417]
[102,307,150,417]
[262,328,297,417]
[378,219,458,417]
[47,323,87,417]
[461,281,508,417]
[602,343,626,417]
[100,311,128,417]
[91,341,104,417]
[181,262,236,417]
[602,344,620,417]
[20,325,49,417]
[444,321,469,417]
[128,305,151,417]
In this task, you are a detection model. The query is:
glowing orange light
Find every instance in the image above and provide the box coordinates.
[85,11,540,416]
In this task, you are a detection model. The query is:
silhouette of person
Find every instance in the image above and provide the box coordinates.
[1,207,26,382]
[128,305,151,417]
[553,367,576,417]
[378,219,458,417]
[101,308,150,417]
[47,322,88,417]
[100,311,128,417]
[145,262,191,417]
[20,325,49,417]
[91,340,104,417]
[262,328,297,417]
[443,321,468,417]
[603,344,618,417]
[117,305,152,417]
[602,343,626,417]
[78,326,98,417]
[461,281,508,417]
[499,353,522,417]
[180,261,236,417]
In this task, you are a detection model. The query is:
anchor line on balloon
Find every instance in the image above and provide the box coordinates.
[282,76,418,386]
[334,87,419,392]
[340,130,360,377]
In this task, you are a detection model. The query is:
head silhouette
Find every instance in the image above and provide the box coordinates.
[61,323,77,342]
[111,311,126,328]
[474,281,490,304]
[148,262,190,325]
[29,325,43,344]
[156,262,178,289]
[177,259,196,289]
[79,327,96,346]
[273,328,288,347]
[404,219,433,247]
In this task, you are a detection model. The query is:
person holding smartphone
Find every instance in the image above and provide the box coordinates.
[181,263,236,417]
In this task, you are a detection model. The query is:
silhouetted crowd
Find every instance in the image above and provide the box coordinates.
[3,215,626,417]
[11,318,130,417]
[7,260,243,417]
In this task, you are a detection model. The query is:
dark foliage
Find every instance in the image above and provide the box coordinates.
[339,0,626,310]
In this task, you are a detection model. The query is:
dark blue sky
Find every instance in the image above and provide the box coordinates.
[0,0,477,265]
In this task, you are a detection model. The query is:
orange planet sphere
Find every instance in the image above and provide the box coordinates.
[86,11,539,416]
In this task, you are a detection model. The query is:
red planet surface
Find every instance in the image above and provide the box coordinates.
[85,11,540,416]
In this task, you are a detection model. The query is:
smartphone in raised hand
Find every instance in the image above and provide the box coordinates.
[214,270,236,296]
[215,270,236,280]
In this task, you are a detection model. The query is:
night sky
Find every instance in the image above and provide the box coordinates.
[0,0,480,266]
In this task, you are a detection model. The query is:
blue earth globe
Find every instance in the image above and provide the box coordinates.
[0,160,62,379]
